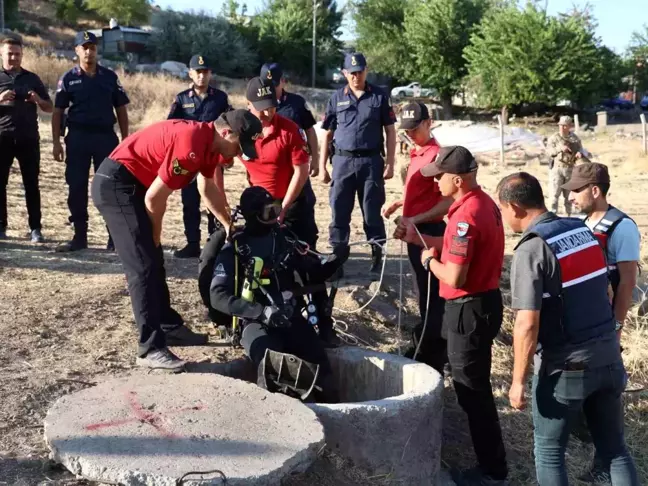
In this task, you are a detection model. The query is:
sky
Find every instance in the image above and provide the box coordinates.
[151,0,646,54]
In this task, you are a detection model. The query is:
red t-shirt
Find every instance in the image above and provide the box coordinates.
[239,114,310,199]
[439,186,504,300]
[403,139,442,219]
[111,120,223,190]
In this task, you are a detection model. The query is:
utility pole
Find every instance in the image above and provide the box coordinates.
[1,0,5,33]
[312,0,317,88]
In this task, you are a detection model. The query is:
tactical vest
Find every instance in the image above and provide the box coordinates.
[581,205,633,297]
[517,215,615,351]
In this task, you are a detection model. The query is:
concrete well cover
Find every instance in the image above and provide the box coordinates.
[44,373,324,486]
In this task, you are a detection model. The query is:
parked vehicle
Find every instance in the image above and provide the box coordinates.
[390,82,435,99]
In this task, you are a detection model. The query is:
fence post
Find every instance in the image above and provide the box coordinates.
[574,114,580,134]
[641,114,647,156]
[497,115,505,166]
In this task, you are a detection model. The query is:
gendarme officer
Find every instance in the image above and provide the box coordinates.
[168,54,232,258]
[319,52,396,271]
[52,31,130,252]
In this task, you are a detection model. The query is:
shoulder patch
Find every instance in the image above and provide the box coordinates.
[214,263,227,278]
[172,159,190,176]
[449,235,469,257]
[456,222,469,237]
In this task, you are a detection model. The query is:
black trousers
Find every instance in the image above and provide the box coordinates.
[444,289,508,480]
[406,221,447,373]
[0,135,41,230]
[181,177,217,244]
[91,158,171,357]
[66,129,119,232]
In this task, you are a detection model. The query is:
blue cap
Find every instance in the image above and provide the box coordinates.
[189,54,212,71]
[75,31,97,47]
[260,63,283,87]
[343,52,367,73]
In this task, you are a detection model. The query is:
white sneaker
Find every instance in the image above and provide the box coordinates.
[136,348,186,372]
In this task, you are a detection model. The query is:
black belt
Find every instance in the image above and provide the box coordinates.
[334,148,381,158]
[446,288,500,305]
[67,123,115,134]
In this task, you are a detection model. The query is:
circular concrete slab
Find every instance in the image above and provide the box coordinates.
[44,374,324,486]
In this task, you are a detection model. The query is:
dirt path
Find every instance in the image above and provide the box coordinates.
[1,127,646,485]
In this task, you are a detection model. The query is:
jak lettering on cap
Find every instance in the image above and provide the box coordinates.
[399,102,430,130]
[246,76,278,111]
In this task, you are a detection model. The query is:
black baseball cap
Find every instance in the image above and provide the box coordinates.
[343,52,367,73]
[221,109,263,160]
[260,63,283,87]
[246,76,278,111]
[75,31,97,47]
[420,146,477,178]
[189,54,211,71]
[399,102,430,130]
[561,162,610,191]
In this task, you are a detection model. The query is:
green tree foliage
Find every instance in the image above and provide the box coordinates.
[84,0,150,25]
[403,0,489,117]
[54,0,84,24]
[150,10,257,77]
[351,0,409,81]
[464,2,625,110]
[629,25,648,94]
[255,0,343,84]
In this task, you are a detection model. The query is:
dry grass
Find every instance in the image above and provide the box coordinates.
[0,49,647,486]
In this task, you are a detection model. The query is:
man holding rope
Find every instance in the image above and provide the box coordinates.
[387,102,451,373]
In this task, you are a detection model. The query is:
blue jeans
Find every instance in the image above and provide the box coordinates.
[532,362,638,486]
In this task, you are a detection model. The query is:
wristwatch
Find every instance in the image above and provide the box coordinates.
[615,320,624,332]
[423,255,434,271]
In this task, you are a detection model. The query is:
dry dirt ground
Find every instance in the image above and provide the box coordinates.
[1,123,647,486]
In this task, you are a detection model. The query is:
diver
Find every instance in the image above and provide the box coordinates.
[207,186,342,402]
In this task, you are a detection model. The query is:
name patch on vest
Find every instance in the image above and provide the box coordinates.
[546,226,607,289]
[182,103,195,109]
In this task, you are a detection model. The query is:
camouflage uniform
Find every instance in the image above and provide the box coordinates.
[547,132,584,215]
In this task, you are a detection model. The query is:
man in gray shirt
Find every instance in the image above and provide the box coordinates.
[497,172,637,486]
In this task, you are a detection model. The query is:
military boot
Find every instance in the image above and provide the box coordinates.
[370,245,383,273]
[56,226,88,252]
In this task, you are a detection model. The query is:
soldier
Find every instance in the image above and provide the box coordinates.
[319,52,397,271]
[0,35,53,242]
[546,116,585,216]
[168,54,232,258]
[52,31,129,252]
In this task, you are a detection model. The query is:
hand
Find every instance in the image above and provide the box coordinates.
[383,163,394,180]
[383,201,402,219]
[575,152,582,159]
[53,141,64,162]
[309,162,319,178]
[562,144,572,153]
[0,90,15,104]
[27,90,41,104]
[278,207,288,224]
[509,382,527,410]
[420,247,439,268]
[320,167,331,185]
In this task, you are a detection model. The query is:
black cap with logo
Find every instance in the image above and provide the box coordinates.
[189,54,211,71]
[221,109,263,160]
[420,146,477,178]
[399,102,430,130]
[75,31,97,47]
[246,76,278,111]
[260,63,283,87]
[343,52,367,73]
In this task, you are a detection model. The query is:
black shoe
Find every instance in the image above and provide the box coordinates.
[451,467,509,486]
[162,307,185,327]
[106,236,115,251]
[173,242,201,258]
[30,229,44,243]
[135,348,186,371]
[164,325,209,346]
[56,236,88,252]
[0,227,7,239]
[370,245,383,273]
[578,455,611,484]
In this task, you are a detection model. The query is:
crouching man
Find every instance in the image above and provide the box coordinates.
[209,186,341,402]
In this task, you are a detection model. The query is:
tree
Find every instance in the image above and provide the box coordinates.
[403,0,489,118]
[629,25,648,95]
[351,0,409,82]
[150,10,258,77]
[464,2,624,114]
[84,0,151,25]
[254,0,343,84]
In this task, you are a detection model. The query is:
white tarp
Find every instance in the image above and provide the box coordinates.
[431,123,544,154]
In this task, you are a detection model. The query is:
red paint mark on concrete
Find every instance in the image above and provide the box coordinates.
[84,391,206,438]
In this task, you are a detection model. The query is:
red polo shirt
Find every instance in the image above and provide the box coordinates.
[403,139,442,219]
[240,114,310,199]
[111,120,223,190]
[440,186,504,300]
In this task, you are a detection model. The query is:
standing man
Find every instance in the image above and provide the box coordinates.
[168,54,232,258]
[546,116,585,216]
[497,172,638,486]
[0,36,53,242]
[385,102,451,372]
[91,110,263,370]
[563,163,641,481]
[52,31,130,252]
[419,146,508,485]
[319,52,397,271]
